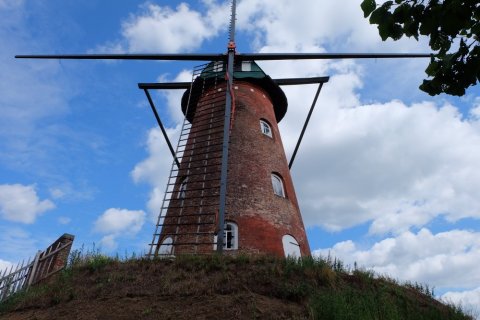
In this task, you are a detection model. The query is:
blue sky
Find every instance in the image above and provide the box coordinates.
[1,0,480,313]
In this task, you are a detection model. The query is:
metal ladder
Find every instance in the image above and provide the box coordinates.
[148,63,226,257]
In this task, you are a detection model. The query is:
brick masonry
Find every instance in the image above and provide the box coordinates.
[226,81,310,257]
[159,80,310,257]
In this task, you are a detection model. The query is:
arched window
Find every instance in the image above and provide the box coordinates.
[224,222,238,250]
[158,237,173,255]
[260,120,272,138]
[178,177,188,199]
[214,222,238,250]
[271,173,285,197]
[282,235,301,258]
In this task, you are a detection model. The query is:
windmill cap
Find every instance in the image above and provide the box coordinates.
[181,60,288,123]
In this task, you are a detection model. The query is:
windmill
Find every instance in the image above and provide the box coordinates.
[16,0,429,258]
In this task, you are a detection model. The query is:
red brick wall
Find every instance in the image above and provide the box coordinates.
[226,82,310,257]
[159,80,310,257]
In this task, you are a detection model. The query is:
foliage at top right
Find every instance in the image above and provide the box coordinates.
[361,0,480,96]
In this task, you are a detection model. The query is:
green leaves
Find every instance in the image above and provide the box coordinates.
[361,0,480,96]
[361,0,377,18]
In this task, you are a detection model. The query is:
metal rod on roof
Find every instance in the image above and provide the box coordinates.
[229,0,237,43]
[143,89,181,168]
[289,82,325,169]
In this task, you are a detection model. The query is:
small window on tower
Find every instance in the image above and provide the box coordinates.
[260,120,272,138]
[271,173,285,197]
[214,222,238,250]
[178,177,188,199]
[241,61,252,71]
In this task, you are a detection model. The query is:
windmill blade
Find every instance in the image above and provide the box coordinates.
[237,53,431,60]
[16,52,431,61]
[15,53,227,61]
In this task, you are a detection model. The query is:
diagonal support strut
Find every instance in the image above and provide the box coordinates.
[288,80,328,169]
[142,88,180,168]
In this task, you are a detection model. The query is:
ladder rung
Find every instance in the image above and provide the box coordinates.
[165,186,220,194]
[166,242,216,246]
[159,222,214,226]
[155,232,215,236]
[179,130,224,142]
[180,148,223,159]
[172,162,222,171]
[179,125,224,138]
[157,212,216,219]
[188,117,225,128]
[174,155,223,165]
[167,177,221,185]
[192,109,224,119]
[162,204,219,209]
[182,142,224,152]
[147,242,217,246]
[171,194,219,201]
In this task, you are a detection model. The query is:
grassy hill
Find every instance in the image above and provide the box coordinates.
[0,253,472,320]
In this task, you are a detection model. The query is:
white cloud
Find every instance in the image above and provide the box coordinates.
[99,235,118,251]
[95,2,229,53]
[158,69,194,124]
[0,259,13,274]
[292,96,480,233]
[313,228,480,289]
[0,227,37,262]
[49,188,65,199]
[471,105,480,120]
[93,208,145,235]
[58,216,71,225]
[146,187,165,220]
[93,208,146,252]
[0,184,55,223]
[131,126,180,220]
[0,0,22,9]
[237,0,428,52]
[0,1,68,135]
[441,288,480,318]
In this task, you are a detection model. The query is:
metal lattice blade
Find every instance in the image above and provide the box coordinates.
[15,53,227,61]
[236,53,431,60]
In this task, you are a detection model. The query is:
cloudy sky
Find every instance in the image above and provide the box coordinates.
[1,0,479,314]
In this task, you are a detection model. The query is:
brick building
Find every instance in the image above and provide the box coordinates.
[151,61,310,258]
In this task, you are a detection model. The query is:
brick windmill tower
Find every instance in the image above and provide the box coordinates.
[146,60,315,257]
[16,0,429,258]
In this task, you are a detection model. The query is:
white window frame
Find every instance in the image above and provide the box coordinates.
[241,61,252,71]
[282,235,301,258]
[158,237,174,255]
[260,120,272,138]
[271,173,285,198]
[178,177,188,199]
[214,222,238,250]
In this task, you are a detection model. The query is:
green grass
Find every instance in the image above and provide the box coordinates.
[0,252,474,320]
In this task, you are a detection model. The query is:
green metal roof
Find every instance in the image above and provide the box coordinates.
[181,60,288,123]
